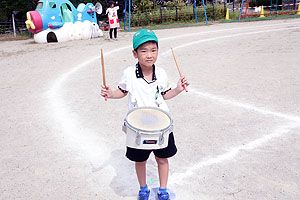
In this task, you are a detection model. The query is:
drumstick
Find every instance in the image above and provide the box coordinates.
[171,48,188,92]
[101,48,107,101]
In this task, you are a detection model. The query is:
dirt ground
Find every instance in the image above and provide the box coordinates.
[1,18,300,200]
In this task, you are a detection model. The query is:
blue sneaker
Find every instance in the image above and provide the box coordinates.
[158,192,170,200]
[138,190,150,200]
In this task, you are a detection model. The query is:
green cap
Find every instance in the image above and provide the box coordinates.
[133,29,158,50]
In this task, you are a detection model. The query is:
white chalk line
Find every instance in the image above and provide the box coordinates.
[159,20,300,43]
[47,45,133,164]
[170,122,300,185]
[47,57,107,162]
[168,89,300,185]
[162,25,300,56]
[47,20,300,177]
[189,89,300,122]
[165,23,300,185]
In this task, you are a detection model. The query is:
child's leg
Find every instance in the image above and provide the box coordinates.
[135,161,147,187]
[155,157,169,189]
[114,28,117,38]
[109,28,113,39]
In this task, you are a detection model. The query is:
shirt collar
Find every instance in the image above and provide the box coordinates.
[135,63,157,82]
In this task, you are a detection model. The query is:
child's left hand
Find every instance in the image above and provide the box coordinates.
[177,76,189,92]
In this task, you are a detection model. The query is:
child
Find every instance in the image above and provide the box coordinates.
[106,1,119,40]
[101,29,189,200]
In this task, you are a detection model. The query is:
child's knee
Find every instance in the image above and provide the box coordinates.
[155,157,168,165]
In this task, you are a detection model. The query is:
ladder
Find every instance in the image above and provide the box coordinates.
[241,0,251,19]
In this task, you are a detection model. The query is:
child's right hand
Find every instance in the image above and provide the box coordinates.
[101,85,112,99]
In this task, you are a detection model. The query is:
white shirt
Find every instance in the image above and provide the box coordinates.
[118,64,171,112]
[106,6,120,28]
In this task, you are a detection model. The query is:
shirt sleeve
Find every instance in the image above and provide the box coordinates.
[118,71,128,93]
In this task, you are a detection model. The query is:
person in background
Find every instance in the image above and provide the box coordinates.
[106,1,120,40]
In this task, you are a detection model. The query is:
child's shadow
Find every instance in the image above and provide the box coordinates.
[91,149,138,197]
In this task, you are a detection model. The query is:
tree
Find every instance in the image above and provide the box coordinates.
[0,0,37,21]
[133,0,153,12]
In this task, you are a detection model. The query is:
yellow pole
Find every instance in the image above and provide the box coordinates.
[259,5,265,18]
[225,8,230,20]
[297,3,300,15]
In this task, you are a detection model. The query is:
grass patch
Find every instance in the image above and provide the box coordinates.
[0,33,31,41]
[121,21,212,32]
[221,13,300,23]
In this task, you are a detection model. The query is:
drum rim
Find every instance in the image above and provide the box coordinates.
[124,107,173,133]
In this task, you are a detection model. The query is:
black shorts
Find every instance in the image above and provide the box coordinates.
[126,132,177,162]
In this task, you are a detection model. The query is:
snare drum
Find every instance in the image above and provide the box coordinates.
[122,107,173,149]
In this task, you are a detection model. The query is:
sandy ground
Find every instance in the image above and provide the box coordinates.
[1,18,300,200]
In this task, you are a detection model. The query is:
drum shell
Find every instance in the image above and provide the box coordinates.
[122,107,173,150]
[123,122,173,149]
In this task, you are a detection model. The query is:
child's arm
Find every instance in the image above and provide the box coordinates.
[162,76,189,100]
[101,85,127,99]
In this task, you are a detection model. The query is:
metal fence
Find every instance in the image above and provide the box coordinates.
[0,21,29,35]
[127,4,226,27]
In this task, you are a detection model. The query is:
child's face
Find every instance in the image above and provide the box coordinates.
[132,42,158,70]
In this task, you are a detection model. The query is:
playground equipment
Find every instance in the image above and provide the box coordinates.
[25,0,103,43]
[270,0,278,14]
[239,0,300,20]
[239,0,251,20]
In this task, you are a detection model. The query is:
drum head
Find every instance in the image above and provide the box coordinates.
[126,107,172,132]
